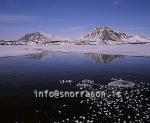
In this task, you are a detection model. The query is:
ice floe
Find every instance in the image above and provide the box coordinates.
[108,79,135,88]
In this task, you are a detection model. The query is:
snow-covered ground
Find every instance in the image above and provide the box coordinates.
[0,44,150,58]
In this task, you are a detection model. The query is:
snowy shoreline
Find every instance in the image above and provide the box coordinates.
[0,44,150,58]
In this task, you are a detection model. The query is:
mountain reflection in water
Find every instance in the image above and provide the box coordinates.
[25,51,55,60]
[25,51,123,64]
[86,53,123,63]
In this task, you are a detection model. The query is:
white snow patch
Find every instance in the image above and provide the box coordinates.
[0,44,150,57]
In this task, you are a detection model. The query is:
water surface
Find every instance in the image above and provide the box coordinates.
[0,51,150,122]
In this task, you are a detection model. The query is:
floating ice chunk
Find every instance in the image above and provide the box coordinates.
[108,79,135,88]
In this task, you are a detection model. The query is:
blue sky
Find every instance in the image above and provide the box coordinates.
[0,0,150,40]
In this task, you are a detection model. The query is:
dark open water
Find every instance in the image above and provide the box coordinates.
[0,51,150,122]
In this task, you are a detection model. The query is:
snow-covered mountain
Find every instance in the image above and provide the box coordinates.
[19,31,54,42]
[0,28,150,45]
[77,27,150,45]
[18,31,69,45]
[124,35,150,44]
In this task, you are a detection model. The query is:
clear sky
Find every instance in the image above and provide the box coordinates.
[0,0,150,40]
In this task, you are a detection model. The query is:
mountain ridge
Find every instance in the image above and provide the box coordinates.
[0,27,150,45]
